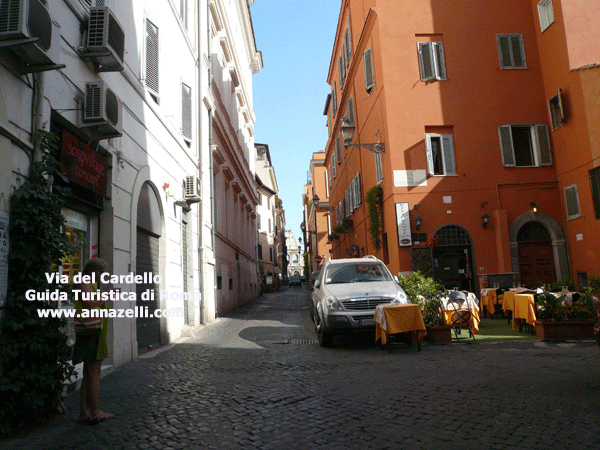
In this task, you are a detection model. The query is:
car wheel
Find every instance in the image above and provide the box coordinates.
[315,313,333,347]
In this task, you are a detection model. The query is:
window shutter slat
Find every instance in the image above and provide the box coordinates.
[364,48,374,91]
[511,35,524,67]
[442,135,456,175]
[418,42,434,80]
[565,185,581,219]
[434,42,446,80]
[498,36,511,68]
[425,134,435,175]
[498,126,516,166]
[145,19,160,96]
[536,125,552,166]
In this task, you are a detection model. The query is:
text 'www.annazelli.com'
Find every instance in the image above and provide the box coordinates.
[37,307,184,319]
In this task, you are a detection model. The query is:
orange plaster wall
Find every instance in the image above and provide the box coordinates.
[560,1,600,70]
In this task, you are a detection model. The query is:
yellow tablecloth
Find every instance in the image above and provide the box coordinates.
[512,293,537,330]
[374,303,426,345]
[441,299,480,334]
[480,289,499,314]
[502,290,517,313]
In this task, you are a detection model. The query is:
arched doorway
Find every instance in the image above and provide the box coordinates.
[509,211,569,286]
[517,222,556,287]
[432,225,475,292]
[136,182,162,351]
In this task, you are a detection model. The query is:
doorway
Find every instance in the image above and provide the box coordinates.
[432,225,474,292]
[517,221,556,287]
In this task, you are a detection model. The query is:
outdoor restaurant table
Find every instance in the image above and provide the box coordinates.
[480,288,498,316]
[374,303,426,352]
[441,293,480,334]
[512,293,537,331]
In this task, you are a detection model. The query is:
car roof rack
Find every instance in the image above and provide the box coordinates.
[364,255,378,260]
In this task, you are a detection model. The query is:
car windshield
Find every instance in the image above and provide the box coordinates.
[324,262,392,284]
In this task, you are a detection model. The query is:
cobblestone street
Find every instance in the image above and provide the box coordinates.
[3,287,600,450]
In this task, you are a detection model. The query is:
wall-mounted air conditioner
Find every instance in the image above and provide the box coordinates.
[184,176,201,203]
[0,0,64,73]
[80,6,124,72]
[81,80,123,139]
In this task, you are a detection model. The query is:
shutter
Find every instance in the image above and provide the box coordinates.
[345,22,352,64]
[363,48,374,91]
[589,167,600,219]
[331,84,337,116]
[181,83,192,140]
[180,0,188,29]
[339,53,345,86]
[564,185,581,219]
[498,126,516,167]
[347,97,355,124]
[433,42,446,80]
[536,125,552,166]
[356,173,362,205]
[547,1,555,26]
[497,35,511,68]
[328,164,332,187]
[418,42,434,80]
[425,134,435,175]
[511,35,525,68]
[441,135,456,175]
[332,154,336,178]
[336,136,342,164]
[145,19,160,96]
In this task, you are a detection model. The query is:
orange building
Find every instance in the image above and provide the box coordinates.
[323,0,600,292]
[302,152,332,275]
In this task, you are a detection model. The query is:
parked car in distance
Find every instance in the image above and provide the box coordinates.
[311,256,409,347]
[289,275,302,287]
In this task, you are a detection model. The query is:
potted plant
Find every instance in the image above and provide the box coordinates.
[397,271,452,344]
[534,287,598,341]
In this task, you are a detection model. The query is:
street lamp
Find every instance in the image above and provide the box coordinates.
[340,118,385,154]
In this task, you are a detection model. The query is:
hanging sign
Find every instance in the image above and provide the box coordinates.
[395,203,412,247]
[0,210,9,307]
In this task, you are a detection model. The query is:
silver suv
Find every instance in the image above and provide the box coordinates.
[311,256,408,347]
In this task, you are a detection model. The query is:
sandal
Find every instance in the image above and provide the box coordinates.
[97,412,114,422]
[77,417,100,425]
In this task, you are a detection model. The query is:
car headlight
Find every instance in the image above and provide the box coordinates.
[392,289,408,304]
[323,296,343,311]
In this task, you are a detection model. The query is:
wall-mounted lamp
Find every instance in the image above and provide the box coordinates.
[530,202,537,213]
[415,216,422,231]
[313,194,320,208]
[482,213,490,229]
[413,204,420,210]
[340,118,385,154]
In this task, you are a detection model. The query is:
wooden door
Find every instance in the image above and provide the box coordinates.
[518,242,556,288]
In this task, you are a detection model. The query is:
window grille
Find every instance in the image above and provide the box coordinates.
[434,225,471,246]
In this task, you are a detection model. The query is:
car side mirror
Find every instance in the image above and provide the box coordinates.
[394,276,399,283]
[314,280,321,289]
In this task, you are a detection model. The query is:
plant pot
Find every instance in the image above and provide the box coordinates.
[425,325,452,345]
[534,320,595,341]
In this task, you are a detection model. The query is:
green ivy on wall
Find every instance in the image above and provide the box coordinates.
[366,185,383,250]
[0,131,76,437]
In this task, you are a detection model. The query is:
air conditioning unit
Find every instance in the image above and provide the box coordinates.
[0,0,63,72]
[184,176,201,203]
[81,80,123,139]
[81,6,124,72]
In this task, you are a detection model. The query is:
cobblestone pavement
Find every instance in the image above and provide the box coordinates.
[3,287,600,450]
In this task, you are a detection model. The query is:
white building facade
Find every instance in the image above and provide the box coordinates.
[0,0,261,366]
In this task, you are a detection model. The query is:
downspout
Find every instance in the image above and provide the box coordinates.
[208,0,218,319]
[31,73,45,163]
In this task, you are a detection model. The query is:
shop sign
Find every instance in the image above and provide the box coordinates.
[60,129,108,197]
[395,202,412,247]
[0,211,8,307]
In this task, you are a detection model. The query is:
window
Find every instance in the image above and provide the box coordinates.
[258,244,263,260]
[375,149,383,183]
[564,184,581,220]
[417,42,446,81]
[179,0,188,29]
[217,276,222,289]
[425,134,456,176]
[548,89,565,130]
[331,83,337,117]
[339,50,346,86]
[538,0,554,32]
[498,124,552,167]
[336,136,342,165]
[181,83,192,142]
[328,164,332,188]
[344,20,352,65]
[145,19,160,101]
[269,247,273,262]
[347,97,355,124]
[363,47,374,93]
[497,34,527,69]
[590,167,600,219]
[332,154,336,178]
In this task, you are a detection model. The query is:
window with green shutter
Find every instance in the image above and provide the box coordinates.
[363,47,374,93]
[498,124,552,167]
[417,42,446,81]
[589,167,600,219]
[425,134,456,176]
[497,34,527,69]
[564,184,581,220]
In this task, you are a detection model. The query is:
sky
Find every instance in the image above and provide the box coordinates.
[251,1,342,243]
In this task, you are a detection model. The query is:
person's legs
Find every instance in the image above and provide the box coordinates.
[79,363,90,420]
[87,359,113,421]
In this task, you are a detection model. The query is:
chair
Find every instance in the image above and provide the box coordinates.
[492,288,505,319]
[448,291,475,341]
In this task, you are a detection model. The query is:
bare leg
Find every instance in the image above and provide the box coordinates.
[88,360,113,421]
[79,366,90,420]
